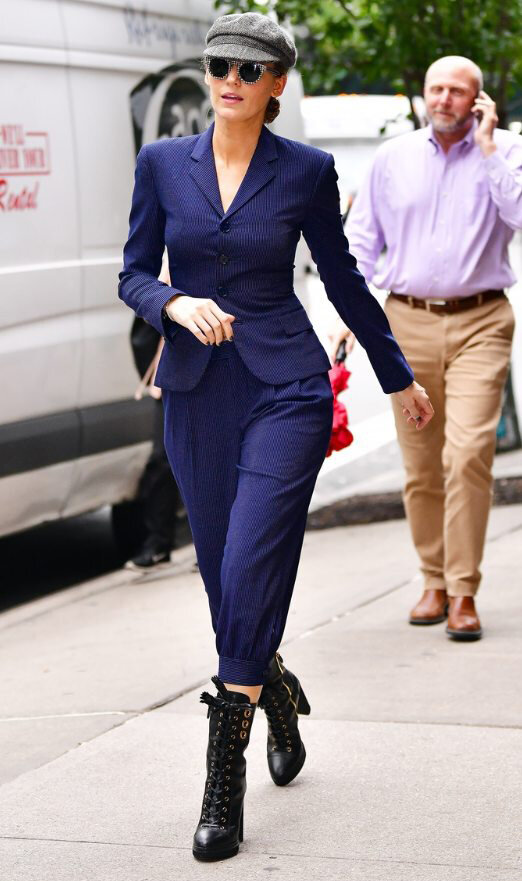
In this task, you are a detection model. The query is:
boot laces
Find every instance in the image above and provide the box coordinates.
[199,691,236,826]
[260,695,293,750]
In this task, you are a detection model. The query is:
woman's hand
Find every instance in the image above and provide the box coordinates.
[328,316,356,363]
[165,295,236,345]
[392,381,434,430]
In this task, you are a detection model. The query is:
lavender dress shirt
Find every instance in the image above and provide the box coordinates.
[346,122,522,299]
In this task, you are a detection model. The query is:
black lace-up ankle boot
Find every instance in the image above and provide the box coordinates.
[192,676,256,862]
[258,652,311,786]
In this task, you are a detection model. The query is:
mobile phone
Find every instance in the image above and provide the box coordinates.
[473,91,483,123]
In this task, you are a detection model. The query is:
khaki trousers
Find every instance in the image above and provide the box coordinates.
[385,294,515,596]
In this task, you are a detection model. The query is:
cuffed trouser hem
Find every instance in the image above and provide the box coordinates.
[218,656,268,686]
[446,582,480,598]
[423,574,446,592]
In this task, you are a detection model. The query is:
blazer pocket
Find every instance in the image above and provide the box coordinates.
[277,310,313,336]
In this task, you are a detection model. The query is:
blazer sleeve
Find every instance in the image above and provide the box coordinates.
[301,153,414,394]
[118,145,181,342]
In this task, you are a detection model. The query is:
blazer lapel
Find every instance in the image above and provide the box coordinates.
[189,122,278,219]
[189,123,223,217]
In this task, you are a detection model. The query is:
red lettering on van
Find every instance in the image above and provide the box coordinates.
[0,149,19,170]
[0,178,39,211]
[0,127,50,175]
[0,125,24,147]
[23,148,46,169]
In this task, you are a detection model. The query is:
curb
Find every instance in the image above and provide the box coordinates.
[307,475,522,530]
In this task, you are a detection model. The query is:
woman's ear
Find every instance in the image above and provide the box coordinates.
[272,74,287,98]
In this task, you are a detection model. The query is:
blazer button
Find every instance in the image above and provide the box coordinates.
[218,253,229,265]
[217,285,228,297]
[221,220,231,232]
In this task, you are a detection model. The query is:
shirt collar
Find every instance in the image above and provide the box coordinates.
[426,119,477,154]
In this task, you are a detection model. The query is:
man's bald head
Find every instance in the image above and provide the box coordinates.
[425,56,483,94]
[424,56,483,137]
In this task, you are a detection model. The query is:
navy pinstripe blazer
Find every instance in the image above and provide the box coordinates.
[118,122,413,394]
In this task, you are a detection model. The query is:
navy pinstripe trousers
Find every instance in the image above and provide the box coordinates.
[163,342,333,684]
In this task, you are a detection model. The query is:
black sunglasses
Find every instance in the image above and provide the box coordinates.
[204,57,279,85]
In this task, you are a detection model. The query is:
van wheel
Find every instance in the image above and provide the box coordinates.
[111,500,146,561]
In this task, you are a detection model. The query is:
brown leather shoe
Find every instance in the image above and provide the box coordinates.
[409,589,448,625]
[446,596,482,641]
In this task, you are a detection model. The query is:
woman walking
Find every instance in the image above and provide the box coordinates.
[118,12,433,861]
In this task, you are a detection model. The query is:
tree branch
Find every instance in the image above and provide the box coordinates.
[331,0,357,18]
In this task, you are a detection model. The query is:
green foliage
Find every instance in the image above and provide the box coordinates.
[214,0,522,126]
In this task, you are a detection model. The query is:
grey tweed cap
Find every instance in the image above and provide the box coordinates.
[204,12,297,69]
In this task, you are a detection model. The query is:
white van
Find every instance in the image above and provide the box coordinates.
[0,0,308,540]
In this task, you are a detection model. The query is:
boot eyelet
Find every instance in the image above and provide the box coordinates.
[242,720,249,729]
[240,730,247,739]
[225,797,229,801]
[244,709,252,718]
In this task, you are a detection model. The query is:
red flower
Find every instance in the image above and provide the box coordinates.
[326,362,354,457]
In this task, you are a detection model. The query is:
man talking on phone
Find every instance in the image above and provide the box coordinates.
[335,56,522,640]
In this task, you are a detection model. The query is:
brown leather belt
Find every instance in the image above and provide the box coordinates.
[389,289,505,315]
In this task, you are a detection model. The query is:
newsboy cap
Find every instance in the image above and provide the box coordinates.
[204,12,297,69]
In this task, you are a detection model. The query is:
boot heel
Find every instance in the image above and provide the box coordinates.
[239,808,244,842]
[297,686,311,715]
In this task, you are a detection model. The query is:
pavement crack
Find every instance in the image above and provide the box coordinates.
[286,576,418,645]
[139,678,211,713]
[0,834,191,851]
[308,717,522,731]
[0,836,518,870]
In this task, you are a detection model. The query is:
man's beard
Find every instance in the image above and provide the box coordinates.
[429,109,473,133]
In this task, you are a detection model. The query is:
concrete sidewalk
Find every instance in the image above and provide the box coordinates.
[310,440,522,526]
[1,508,521,880]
